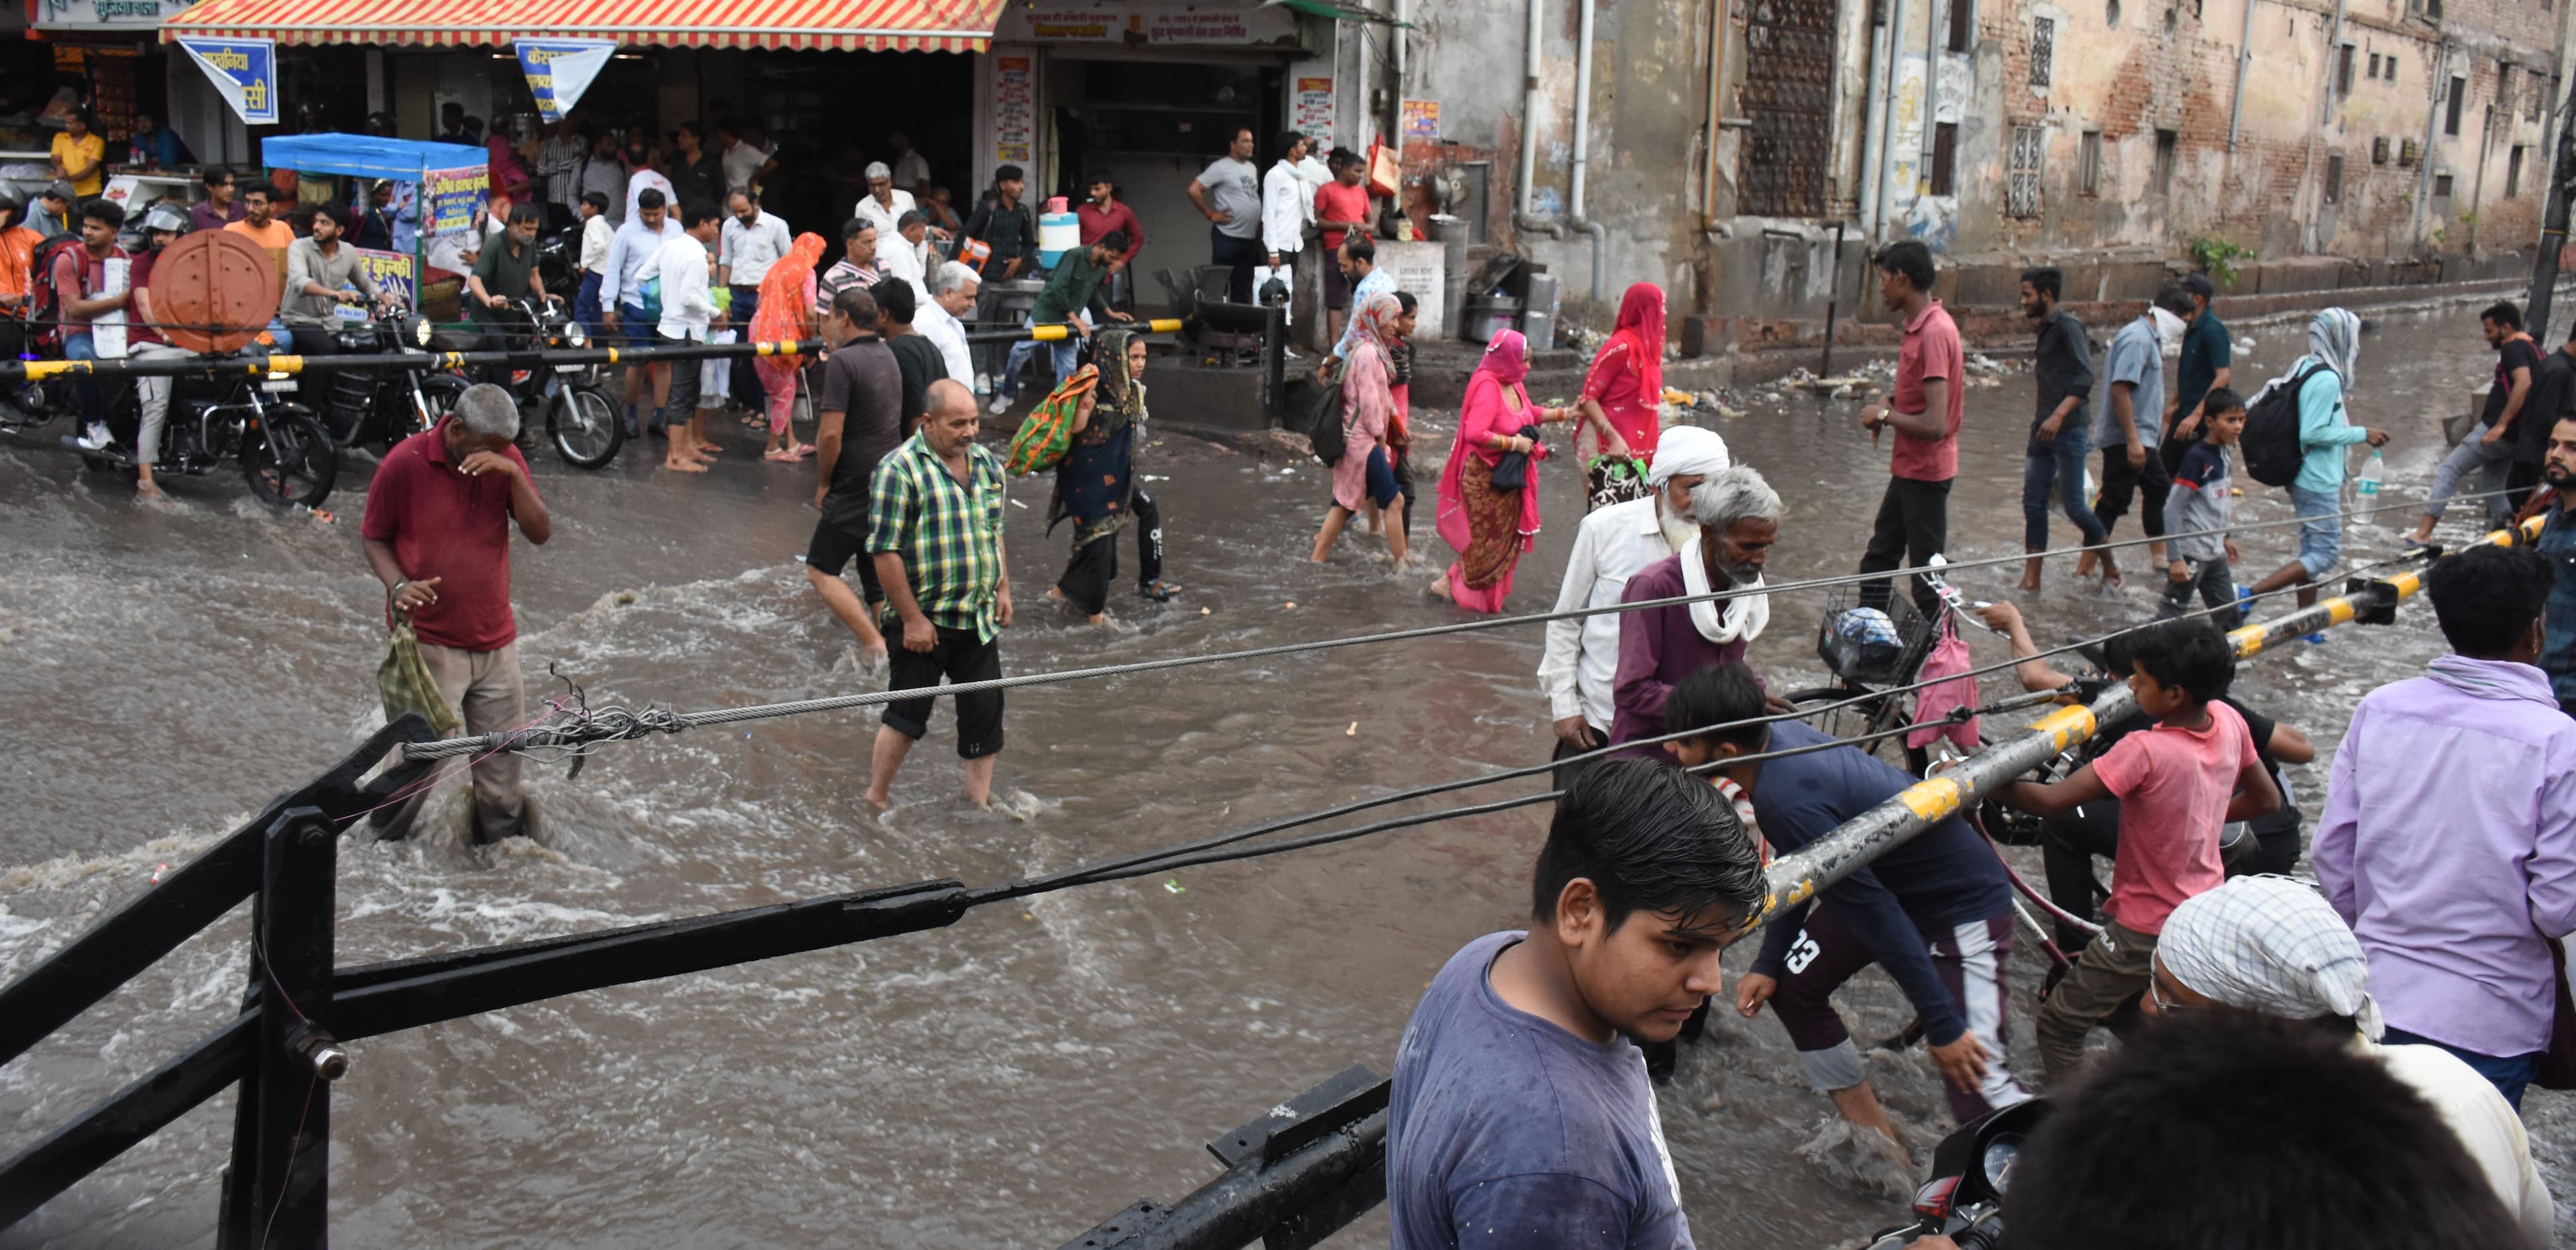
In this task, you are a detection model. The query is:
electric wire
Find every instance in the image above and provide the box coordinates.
[404,486,2512,761]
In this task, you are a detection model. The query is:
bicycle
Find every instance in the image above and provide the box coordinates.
[1782,584,1942,772]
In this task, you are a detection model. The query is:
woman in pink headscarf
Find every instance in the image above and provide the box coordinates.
[1432,329,1574,611]
[1311,291,1413,567]
[753,231,826,462]
[1575,281,1668,466]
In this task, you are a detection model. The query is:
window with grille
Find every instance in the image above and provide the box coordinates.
[2029,17,2055,88]
[2434,173,2455,197]
[2008,124,2045,216]
[2369,52,2381,79]
[2325,155,2344,204]
[1931,123,1959,195]
[2337,46,2355,97]
[2509,145,2526,197]
[2373,135,2390,164]
[2078,130,2102,195]
[2400,138,2420,166]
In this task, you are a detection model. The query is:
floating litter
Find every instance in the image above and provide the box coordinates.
[1163,878,1185,894]
[1345,721,1358,737]
[1200,607,1211,615]
[1283,601,1296,610]
[150,862,167,885]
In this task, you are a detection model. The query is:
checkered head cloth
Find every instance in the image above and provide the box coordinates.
[2159,874,2383,1041]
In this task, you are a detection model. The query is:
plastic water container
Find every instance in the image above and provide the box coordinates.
[2355,448,2383,512]
[1037,200,1081,270]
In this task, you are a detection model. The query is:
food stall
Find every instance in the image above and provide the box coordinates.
[254,133,486,320]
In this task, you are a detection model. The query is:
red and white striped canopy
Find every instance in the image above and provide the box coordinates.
[162,0,1005,52]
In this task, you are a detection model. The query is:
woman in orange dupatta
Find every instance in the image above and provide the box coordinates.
[754,231,825,462]
[1431,329,1573,611]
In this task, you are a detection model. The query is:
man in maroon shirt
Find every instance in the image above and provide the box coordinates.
[1857,239,1963,619]
[1611,466,1782,757]
[1075,172,1142,311]
[362,383,553,843]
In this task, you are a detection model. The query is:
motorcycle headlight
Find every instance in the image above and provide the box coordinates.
[412,317,434,348]
[566,322,586,348]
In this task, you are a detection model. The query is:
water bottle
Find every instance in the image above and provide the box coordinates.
[2355,448,2383,517]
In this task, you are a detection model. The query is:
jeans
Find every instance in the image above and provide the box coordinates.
[2423,433,2514,527]
[1210,225,1261,304]
[1859,476,1951,617]
[2157,556,2241,628]
[2381,1027,2543,1108]
[727,284,762,404]
[2095,441,2171,541]
[2291,484,2342,579]
[2023,429,2107,551]
[63,331,102,429]
[574,271,605,342]
[997,335,1081,401]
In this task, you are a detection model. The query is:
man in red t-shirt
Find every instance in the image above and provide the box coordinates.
[1311,149,1373,346]
[362,384,553,843]
[1856,240,1964,618]
[1074,172,1144,311]
[122,203,199,503]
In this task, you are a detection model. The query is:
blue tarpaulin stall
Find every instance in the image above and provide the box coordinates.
[256,133,488,315]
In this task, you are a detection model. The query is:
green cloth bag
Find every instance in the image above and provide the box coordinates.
[378,615,461,737]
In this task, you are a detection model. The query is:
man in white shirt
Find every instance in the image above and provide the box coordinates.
[720,119,776,197]
[887,129,930,194]
[718,188,794,409]
[639,200,727,473]
[1261,130,1311,304]
[574,189,614,340]
[879,209,932,297]
[918,260,979,387]
[623,144,677,227]
[854,162,927,244]
[600,187,683,437]
[1536,427,1732,780]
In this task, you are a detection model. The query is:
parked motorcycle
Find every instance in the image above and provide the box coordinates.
[72,359,338,509]
[310,313,469,454]
[479,297,623,470]
[1854,1099,2047,1250]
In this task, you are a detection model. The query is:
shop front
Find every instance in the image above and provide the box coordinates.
[967,0,1350,314]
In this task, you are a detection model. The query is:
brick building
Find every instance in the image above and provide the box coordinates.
[1382,0,2572,330]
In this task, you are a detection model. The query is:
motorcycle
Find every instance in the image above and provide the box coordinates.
[309,311,469,455]
[71,356,339,509]
[1856,1099,2048,1250]
[477,297,623,470]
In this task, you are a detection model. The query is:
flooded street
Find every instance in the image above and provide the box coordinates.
[5,301,2573,1247]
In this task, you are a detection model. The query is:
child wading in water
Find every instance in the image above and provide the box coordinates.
[2159,386,2247,627]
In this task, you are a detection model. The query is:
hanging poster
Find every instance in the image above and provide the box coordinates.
[995,56,1034,164]
[1293,76,1334,137]
[515,38,619,123]
[174,36,277,126]
[422,164,489,237]
[1401,99,1440,141]
[354,248,419,313]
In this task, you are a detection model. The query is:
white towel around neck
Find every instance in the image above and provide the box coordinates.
[1678,533,1769,644]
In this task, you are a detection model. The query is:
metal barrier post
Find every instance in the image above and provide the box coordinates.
[222,806,344,1250]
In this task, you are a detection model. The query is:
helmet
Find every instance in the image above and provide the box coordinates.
[141,203,188,238]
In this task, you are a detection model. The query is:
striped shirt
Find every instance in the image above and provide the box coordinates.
[865,433,1008,641]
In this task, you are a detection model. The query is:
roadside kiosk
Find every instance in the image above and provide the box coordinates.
[252,134,489,321]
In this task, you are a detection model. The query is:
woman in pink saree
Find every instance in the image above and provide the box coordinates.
[1432,329,1572,611]
[1309,292,1413,567]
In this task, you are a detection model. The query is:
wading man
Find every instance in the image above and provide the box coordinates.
[363,384,551,843]
[1856,240,1960,618]
[866,379,1012,808]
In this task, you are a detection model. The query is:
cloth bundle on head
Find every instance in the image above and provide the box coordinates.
[2159,874,2383,1040]
[1646,425,1730,487]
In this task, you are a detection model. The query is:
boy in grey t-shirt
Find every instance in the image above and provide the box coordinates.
[1387,760,1763,1249]
[2159,387,2249,627]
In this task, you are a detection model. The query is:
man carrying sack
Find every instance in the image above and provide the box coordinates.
[363,384,553,843]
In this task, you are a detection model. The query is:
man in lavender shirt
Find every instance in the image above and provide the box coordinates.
[2315,543,2576,1107]
[1611,467,1780,758]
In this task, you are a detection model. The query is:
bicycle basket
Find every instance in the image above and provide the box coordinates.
[1815,586,1935,687]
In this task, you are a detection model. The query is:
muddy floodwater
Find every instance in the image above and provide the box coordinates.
[5,303,2573,1247]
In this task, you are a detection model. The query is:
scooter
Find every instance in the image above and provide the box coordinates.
[1854,1099,2048,1250]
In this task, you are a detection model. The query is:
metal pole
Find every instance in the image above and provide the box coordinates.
[1821,220,1847,377]
[2411,43,2453,251]
[225,807,341,1250]
[1871,0,1910,245]
[2528,70,2576,342]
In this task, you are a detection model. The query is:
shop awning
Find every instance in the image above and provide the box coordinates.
[160,0,1008,52]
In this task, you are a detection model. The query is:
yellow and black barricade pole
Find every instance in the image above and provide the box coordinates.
[1746,515,2544,929]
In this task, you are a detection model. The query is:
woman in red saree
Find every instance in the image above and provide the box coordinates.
[1575,281,1668,469]
[1432,329,1573,611]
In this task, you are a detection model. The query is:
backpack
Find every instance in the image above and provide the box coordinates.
[27,233,92,348]
[2241,361,2328,488]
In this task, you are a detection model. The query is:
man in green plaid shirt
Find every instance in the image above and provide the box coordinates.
[865,379,1014,806]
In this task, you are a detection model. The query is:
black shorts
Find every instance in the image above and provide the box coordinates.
[806,519,886,605]
[881,624,1004,759]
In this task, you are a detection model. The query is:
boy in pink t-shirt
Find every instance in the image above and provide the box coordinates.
[1996,619,2280,1084]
